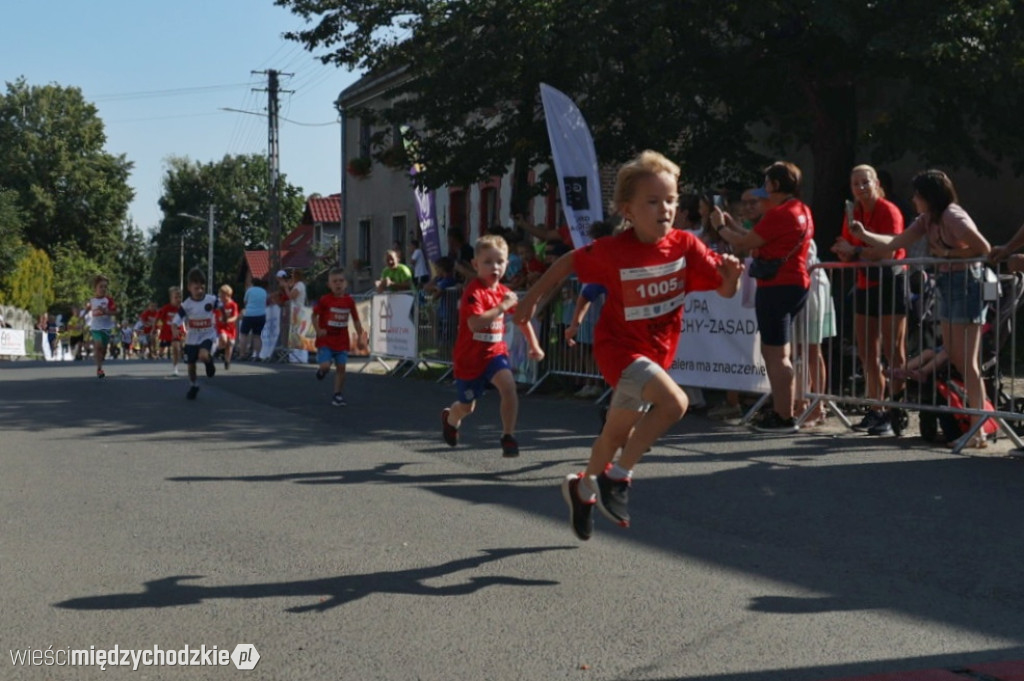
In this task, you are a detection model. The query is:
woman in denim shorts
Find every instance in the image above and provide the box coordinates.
[850,170,992,447]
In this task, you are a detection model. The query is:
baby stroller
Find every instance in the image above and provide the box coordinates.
[889,270,1024,442]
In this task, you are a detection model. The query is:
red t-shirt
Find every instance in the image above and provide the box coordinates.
[573,228,723,388]
[156,304,183,342]
[139,308,158,334]
[840,197,906,289]
[753,199,814,288]
[217,300,240,339]
[453,278,513,380]
[313,294,359,351]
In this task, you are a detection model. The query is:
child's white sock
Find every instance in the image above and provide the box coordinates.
[607,463,632,481]
[577,475,597,502]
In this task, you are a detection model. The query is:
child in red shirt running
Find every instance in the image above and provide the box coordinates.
[138,301,158,359]
[442,234,545,457]
[156,287,184,375]
[312,268,366,406]
[216,284,240,370]
[516,150,743,540]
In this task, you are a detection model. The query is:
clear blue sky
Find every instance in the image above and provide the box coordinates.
[1,0,362,234]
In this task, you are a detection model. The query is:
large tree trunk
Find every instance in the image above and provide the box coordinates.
[806,81,857,257]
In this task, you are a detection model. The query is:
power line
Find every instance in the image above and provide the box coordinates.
[91,82,254,102]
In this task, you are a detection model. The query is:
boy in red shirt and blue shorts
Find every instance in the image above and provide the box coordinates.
[516,150,743,540]
[313,268,366,406]
[442,234,545,457]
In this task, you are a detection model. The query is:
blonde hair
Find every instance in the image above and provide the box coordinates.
[851,164,886,198]
[168,286,181,297]
[613,150,681,208]
[475,234,509,255]
[219,284,233,296]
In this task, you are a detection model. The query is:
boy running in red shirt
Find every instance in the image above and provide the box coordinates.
[442,234,545,457]
[156,287,184,375]
[312,268,366,406]
[138,301,158,359]
[216,284,240,370]
[516,150,743,540]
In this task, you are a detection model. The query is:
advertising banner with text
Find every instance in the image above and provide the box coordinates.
[669,290,769,393]
[370,293,418,361]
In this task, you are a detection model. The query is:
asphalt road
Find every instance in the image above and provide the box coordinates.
[2,357,1024,681]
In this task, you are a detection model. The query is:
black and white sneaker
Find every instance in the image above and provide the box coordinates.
[331,393,346,407]
[752,411,799,433]
[561,473,595,541]
[596,469,631,528]
[867,412,894,436]
[853,411,882,431]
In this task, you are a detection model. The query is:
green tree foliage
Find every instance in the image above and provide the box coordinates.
[278,0,1024,243]
[149,154,305,297]
[0,188,27,299]
[51,243,102,314]
[0,78,134,266]
[7,247,54,316]
[115,220,153,319]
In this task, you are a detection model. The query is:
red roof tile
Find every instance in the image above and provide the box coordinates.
[305,194,341,224]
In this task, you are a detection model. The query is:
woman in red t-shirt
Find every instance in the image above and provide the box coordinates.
[831,164,908,435]
[715,161,813,433]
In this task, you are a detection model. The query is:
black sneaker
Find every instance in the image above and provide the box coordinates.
[316,368,328,381]
[500,434,519,457]
[441,408,458,447]
[752,411,798,434]
[853,411,881,431]
[96,369,105,379]
[205,361,216,378]
[596,469,631,528]
[867,412,894,436]
[186,385,199,400]
[561,473,595,541]
[331,393,346,407]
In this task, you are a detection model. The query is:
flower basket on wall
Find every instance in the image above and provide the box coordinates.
[347,156,372,178]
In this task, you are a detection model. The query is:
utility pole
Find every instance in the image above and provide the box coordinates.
[179,234,184,292]
[207,204,215,289]
[253,69,293,287]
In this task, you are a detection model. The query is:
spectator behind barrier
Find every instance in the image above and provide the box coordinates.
[713,161,814,433]
[831,164,909,436]
[849,169,991,448]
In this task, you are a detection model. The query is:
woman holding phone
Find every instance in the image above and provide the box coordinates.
[848,170,991,448]
[831,164,907,436]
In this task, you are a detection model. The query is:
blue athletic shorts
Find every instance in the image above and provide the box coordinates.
[454,354,513,404]
[316,347,349,365]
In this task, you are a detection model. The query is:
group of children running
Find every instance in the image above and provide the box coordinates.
[82,266,367,406]
[437,150,743,540]
[74,150,743,542]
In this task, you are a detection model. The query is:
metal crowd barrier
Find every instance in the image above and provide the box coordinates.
[799,257,1024,453]
[366,282,607,391]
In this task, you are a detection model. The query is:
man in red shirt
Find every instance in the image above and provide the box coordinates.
[516,150,742,541]
[441,235,544,457]
[312,268,366,406]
